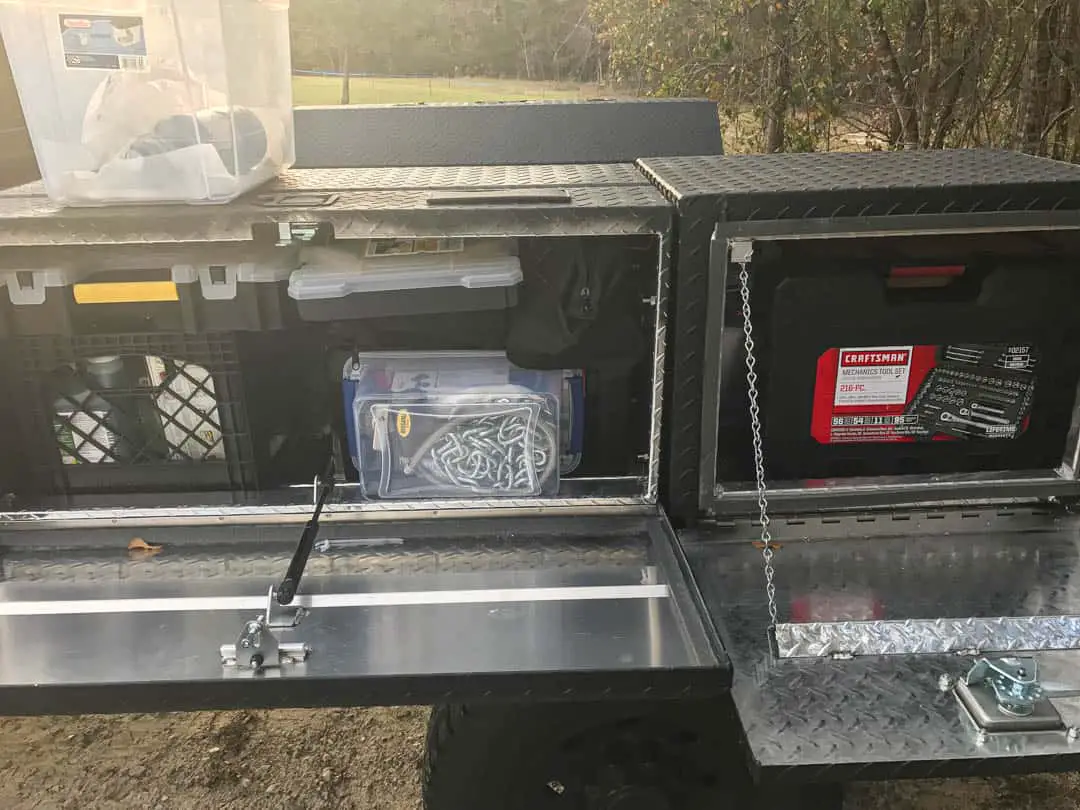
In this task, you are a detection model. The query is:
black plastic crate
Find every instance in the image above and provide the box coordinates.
[7,332,258,496]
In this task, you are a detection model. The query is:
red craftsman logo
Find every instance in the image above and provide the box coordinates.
[840,349,911,367]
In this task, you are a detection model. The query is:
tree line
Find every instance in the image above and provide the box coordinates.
[291,0,1080,158]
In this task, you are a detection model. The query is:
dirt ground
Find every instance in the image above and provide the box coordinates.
[1,708,1078,810]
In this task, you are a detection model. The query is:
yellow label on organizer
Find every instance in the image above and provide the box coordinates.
[74,281,179,305]
[396,410,412,438]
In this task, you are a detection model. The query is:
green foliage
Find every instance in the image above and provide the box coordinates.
[290,0,1080,157]
[290,0,602,83]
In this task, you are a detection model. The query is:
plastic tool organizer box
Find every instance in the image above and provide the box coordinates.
[0,245,299,335]
[289,239,523,322]
[636,149,1080,517]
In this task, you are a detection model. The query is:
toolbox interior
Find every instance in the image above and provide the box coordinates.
[0,234,661,510]
[714,230,1080,485]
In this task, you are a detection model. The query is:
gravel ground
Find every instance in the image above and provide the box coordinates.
[1,708,1078,810]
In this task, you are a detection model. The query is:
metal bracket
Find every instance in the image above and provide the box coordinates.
[275,222,323,247]
[221,587,310,672]
[947,656,1067,734]
[728,238,754,266]
[965,656,1045,716]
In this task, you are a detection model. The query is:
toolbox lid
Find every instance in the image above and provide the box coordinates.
[288,246,523,301]
[172,248,299,301]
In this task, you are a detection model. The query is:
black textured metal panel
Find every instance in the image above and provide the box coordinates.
[660,198,715,524]
[642,149,1080,198]
[640,149,1080,221]
[294,100,723,169]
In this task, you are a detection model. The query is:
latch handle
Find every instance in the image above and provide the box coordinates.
[425,189,572,206]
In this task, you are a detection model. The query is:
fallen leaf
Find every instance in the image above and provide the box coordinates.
[752,541,783,551]
[127,537,164,560]
[126,540,160,552]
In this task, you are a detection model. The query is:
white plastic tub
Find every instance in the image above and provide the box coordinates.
[0,0,294,205]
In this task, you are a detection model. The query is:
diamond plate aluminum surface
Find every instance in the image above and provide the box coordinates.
[275,164,649,190]
[1,530,652,583]
[681,510,1080,778]
[0,167,670,246]
[776,616,1080,658]
[0,514,727,714]
[0,496,651,528]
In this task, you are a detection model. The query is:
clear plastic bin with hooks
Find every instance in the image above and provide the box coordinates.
[344,352,565,499]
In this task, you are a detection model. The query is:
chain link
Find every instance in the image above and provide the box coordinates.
[738,259,778,629]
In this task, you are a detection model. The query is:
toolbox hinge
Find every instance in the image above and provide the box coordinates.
[728,238,754,265]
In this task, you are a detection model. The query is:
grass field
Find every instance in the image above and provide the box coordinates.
[292,75,610,106]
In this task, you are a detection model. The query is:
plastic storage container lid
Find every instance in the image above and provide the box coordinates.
[289,246,523,302]
[173,248,299,301]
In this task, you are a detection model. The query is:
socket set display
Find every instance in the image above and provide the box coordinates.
[344,352,579,499]
[902,344,1038,441]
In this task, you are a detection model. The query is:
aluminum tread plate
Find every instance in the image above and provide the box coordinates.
[683,511,1080,779]
[0,165,670,246]
[639,149,1080,200]
[0,516,725,714]
[274,164,651,189]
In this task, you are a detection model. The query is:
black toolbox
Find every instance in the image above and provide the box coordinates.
[639,149,1080,517]
[0,244,299,336]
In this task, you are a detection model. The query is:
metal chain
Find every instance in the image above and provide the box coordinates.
[738,260,779,629]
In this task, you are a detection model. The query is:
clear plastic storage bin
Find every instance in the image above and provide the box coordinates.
[0,0,294,205]
[343,352,565,499]
[290,241,523,322]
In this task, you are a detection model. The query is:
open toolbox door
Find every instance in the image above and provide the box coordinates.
[683,508,1080,782]
[0,159,730,715]
[0,512,726,715]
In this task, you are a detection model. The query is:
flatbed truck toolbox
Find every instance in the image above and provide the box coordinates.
[6,134,1080,808]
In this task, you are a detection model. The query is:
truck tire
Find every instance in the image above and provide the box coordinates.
[422,700,844,810]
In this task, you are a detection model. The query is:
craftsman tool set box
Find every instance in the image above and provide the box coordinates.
[747,237,1080,481]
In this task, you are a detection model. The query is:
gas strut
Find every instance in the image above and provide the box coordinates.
[277,443,337,606]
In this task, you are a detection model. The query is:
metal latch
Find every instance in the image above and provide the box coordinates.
[221,587,310,672]
[220,445,336,672]
[964,656,1044,717]
[945,656,1080,736]
[275,222,323,247]
[728,238,754,265]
